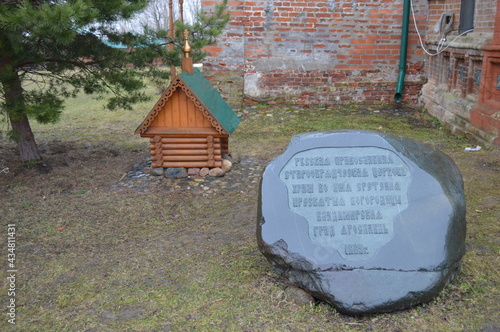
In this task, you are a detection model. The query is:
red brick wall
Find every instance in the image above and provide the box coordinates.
[201,0,499,144]
[202,0,427,106]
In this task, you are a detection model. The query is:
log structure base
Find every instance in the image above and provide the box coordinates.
[150,135,229,168]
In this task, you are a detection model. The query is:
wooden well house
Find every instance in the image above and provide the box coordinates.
[135,35,241,169]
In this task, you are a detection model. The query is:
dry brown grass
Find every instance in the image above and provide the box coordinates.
[0,99,498,331]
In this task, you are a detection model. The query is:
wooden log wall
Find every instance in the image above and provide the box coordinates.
[150,135,225,168]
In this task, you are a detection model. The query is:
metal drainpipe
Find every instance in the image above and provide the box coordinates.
[394,0,411,102]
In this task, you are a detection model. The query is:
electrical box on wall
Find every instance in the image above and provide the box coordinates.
[439,11,454,35]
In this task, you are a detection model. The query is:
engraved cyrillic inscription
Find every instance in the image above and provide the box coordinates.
[280,147,411,261]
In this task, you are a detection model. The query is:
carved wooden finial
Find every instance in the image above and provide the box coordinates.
[183,29,192,58]
[181,29,194,74]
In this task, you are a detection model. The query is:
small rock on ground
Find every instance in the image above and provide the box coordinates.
[199,168,210,177]
[165,167,188,179]
[151,168,164,176]
[221,159,233,173]
[188,168,200,176]
[208,167,225,177]
[284,286,314,306]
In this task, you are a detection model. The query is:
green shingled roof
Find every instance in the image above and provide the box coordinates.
[179,68,241,134]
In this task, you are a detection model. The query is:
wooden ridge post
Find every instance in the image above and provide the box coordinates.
[182,29,194,75]
[168,0,176,79]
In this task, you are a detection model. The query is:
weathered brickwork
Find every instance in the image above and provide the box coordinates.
[202,0,499,144]
[421,0,499,145]
[202,0,427,106]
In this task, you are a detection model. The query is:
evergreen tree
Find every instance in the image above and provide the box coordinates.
[0,0,229,163]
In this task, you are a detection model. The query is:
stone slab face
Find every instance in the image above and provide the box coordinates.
[257,130,466,315]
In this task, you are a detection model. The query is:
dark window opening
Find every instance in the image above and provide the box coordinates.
[459,0,475,34]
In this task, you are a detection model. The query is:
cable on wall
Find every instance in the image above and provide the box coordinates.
[410,0,473,56]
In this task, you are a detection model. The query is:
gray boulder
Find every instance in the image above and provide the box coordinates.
[257,130,466,315]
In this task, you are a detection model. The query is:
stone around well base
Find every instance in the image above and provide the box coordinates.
[165,167,188,179]
[208,167,225,177]
[188,168,201,177]
[257,130,466,315]
[150,167,165,176]
[200,168,210,177]
[221,159,233,173]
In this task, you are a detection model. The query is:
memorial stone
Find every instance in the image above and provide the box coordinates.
[257,130,466,315]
